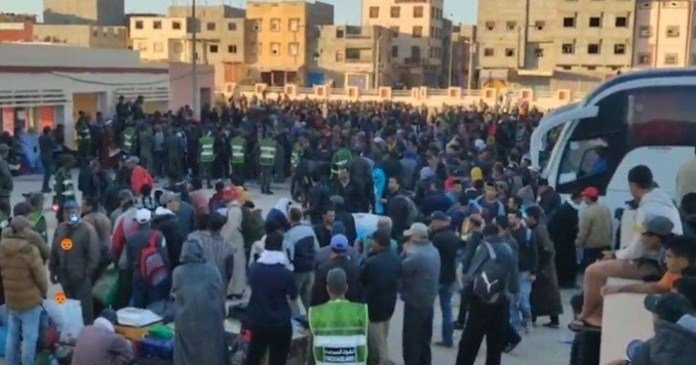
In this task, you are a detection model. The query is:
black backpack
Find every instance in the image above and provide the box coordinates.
[472,241,509,304]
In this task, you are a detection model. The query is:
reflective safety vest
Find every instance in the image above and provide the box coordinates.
[259,138,276,167]
[309,299,368,365]
[230,136,245,165]
[123,126,137,154]
[77,125,91,145]
[290,143,303,170]
[200,134,215,163]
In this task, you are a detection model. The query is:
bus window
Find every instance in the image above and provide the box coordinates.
[627,86,696,147]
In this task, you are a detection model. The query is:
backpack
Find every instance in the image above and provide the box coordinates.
[140,231,169,287]
[472,241,509,304]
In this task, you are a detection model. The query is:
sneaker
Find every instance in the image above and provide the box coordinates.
[503,339,521,353]
[542,321,560,329]
[434,341,453,348]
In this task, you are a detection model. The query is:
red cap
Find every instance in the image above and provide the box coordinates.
[582,187,599,200]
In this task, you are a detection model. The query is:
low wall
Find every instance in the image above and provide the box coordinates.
[225,83,586,112]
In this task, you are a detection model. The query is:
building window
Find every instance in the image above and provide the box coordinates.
[414,6,423,18]
[505,48,515,57]
[153,20,162,29]
[207,22,216,31]
[289,18,300,32]
[210,44,218,53]
[336,29,344,38]
[93,29,99,37]
[154,42,163,52]
[228,45,237,54]
[615,16,627,27]
[638,53,651,65]
[588,43,600,54]
[534,48,544,57]
[589,17,601,28]
[413,26,423,38]
[251,20,261,32]
[391,45,398,58]
[411,46,421,61]
[484,47,494,57]
[639,25,652,38]
[390,6,400,18]
[665,53,678,65]
[667,26,680,37]
[485,21,495,31]
[535,20,546,30]
[289,43,299,56]
[390,26,399,38]
[614,44,626,55]
[586,66,597,71]
[270,19,281,32]
[228,22,237,31]
[506,21,517,31]
[562,43,574,54]
[135,20,143,29]
[172,21,181,30]
[369,6,379,18]
[336,51,344,62]
[271,42,280,56]
[563,17,575,28]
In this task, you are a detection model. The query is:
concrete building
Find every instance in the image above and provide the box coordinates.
[450,24,477,89]
[361,0,446,87]
[246,0,334,86]
[476,0,634,92]
[43,0,125,26]
[633,0,696,69]
[313,25,392,88]
[0,14,36,43]
[33,24,127,48]
[129,5,247,92]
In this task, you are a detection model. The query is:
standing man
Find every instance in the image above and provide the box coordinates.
[230,131,246,186]
[429,211,461,348]
[508,210,537,334]
[50,201,100,324]
[283,207,320,312]
[138,123,155,173]
[199,130,215,189]
[400,222,441,365]
[126,209,170,308]
[39,127,58,193]
[309,268,369,365]
[258,132,277,195]
[153,191,185,269]
[0,144,13,198]
[360,230,401,365]
[575,186,613,267]
[122,122,137,157]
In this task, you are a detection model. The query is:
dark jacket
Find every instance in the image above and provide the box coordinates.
[360,249,401,322]
[311,254,362,306]
[174,201,196,237]
[313,223,332,248]
[386,191,413,242]
[152,207,184,267]
[431,227,461,285]
[335,209,357,245]
[125,226,169,280]
[419,192,454,218]
[307,184,331,225]
[466,235,518,295]
[511,226,538,274]
[50,221,100,286]
[632,319,696,365]
[530,223,563,317]
[247,253,298,326]
[539,188,562,219]
[461,231,484,273]
[332,179,363,213]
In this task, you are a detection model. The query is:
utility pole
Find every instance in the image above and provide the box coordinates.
[467,41,475,92]
[191,0,199,119]
[448,36,454,88]
[374,34,383,88]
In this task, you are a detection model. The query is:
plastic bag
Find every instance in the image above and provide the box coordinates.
[92,265,119,306]
[42,299,84,342]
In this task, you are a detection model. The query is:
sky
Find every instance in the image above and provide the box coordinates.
[1,0,477,25]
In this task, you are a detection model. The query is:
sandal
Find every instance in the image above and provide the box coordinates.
[568,318,602,332]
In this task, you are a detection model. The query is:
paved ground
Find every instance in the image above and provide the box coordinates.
[8,174,575,364]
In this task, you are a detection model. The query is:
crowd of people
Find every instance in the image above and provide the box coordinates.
[0,92,693,365]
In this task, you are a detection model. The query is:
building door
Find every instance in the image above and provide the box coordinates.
[72,92,100,121]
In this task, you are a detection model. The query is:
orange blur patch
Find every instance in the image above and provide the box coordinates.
[60,238,73,251]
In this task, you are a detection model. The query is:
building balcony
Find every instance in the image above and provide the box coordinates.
[345,57,373,64]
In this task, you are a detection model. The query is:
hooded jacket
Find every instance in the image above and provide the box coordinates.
[0,229,48,311]
[617,188,683,261]
[632,319,696,365]
[50,220,100,286]
[152,207,184,267]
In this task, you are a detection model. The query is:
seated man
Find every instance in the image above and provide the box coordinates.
[71,309,134,365]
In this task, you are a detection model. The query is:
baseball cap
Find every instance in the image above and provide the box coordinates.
[330,234,349,253]
[430,211,451,222]
[644,292,694,323]
[135,208,152,224]
[404,222,429,241]
[581,186,600,200]
[159,190,181,206]
[643,215,674,237]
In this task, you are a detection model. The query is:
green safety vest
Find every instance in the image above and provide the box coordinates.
[309,299,369,365]
[291,143,303,170]
[200,134,215,163]
[54,169,75,205]
[123,126,137,154]
[77,125,91,145]
[259,138,276,167]
[230,136,245,164]
[28,210,48,243]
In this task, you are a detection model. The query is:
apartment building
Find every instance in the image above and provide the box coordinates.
[313,25,392,88]
[129,5,247,91]
[633,0,696,68]
[44,0,125,26]
[451,24,477,89]
[246,0,334,86]
[34,24,127,48]
[361,0,446,87]
[477,0,634,91]
[0,14,36,42]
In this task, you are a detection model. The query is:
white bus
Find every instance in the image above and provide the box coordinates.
[531,69,696,215]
